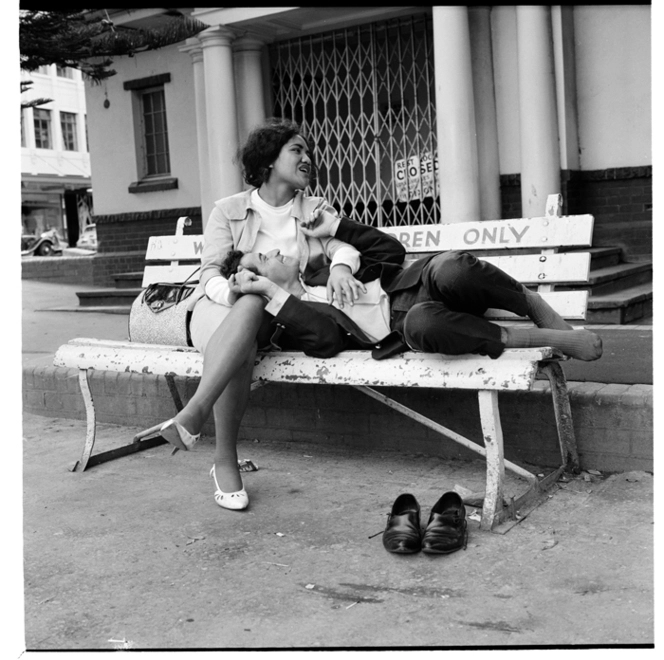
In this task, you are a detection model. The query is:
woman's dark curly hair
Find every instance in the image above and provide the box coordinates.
[237,117,316,188]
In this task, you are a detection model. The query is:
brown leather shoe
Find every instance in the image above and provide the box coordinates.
[382,493,422,554]
[422,491,468,554]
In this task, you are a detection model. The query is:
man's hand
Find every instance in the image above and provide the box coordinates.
[226,272,244,305]
[236,268,279,299]
[299,207,340,238]
[326,264,366,308]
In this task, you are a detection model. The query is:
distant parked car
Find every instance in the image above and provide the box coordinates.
[21,228,63,257]
[76,224,97,251]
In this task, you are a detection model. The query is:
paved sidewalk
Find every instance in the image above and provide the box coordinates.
[19,413,653,651]
[22,279,129,369]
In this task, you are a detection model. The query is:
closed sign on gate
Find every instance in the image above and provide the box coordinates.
[394,152,438,202]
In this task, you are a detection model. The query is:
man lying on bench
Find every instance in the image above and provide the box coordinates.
[222,211,603,363]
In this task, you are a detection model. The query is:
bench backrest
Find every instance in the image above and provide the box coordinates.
[142,194,593,320]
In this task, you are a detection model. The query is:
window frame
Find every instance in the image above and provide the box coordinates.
[125,73,177,193]
[33,108,52,150]
[138,85,171,178]
[60,111,78,151]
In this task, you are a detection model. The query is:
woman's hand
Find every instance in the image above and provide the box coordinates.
[326,264,366,308]
[299,207,340,238]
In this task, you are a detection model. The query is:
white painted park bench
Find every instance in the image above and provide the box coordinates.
[54,194,594,532]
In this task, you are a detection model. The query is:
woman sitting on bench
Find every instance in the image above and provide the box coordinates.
[140,118,366,511]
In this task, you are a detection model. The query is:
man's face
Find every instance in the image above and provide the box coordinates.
[239,249,299,287]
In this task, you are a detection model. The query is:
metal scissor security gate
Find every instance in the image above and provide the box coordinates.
[270,13,439,227]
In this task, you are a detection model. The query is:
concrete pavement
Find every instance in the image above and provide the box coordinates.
[20,413,655,650]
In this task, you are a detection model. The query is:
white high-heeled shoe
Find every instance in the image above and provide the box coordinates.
[136,418,200,452]
[210,465,249,510]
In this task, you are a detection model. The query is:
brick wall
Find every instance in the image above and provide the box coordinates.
[95,207,203,254]
[563,167,652,263]
[500,166,652,263]
[92,207,203,286]
[24,367,653,474]
[22,207,204,286]
[21,254,95,284]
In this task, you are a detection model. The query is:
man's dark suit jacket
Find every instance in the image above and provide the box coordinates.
[268,218,435,358]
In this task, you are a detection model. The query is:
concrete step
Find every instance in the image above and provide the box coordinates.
[586,262,652,296]
[568,246,623,270]
[76,288,141,307]
[586,282,653,325]
[113,272,143,289]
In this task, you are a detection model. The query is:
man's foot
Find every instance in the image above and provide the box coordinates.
[503,326,603,361]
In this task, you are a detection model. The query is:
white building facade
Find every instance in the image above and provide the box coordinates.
[21,64,93,247]
[84,6,651,271]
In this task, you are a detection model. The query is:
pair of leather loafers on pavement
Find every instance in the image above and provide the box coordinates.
[382,492,468,555]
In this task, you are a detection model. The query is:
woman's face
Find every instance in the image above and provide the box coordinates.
[267,134,312,190]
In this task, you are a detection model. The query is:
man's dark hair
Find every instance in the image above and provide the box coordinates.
[220,250,246,278]
[236,117,316,188]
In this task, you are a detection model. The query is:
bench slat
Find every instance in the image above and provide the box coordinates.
[380,215,594,252]
[141,253,589,288]
[472,252,590,284]
[142,264,201,287]
[145,235,204,261]
[54,340,561,392]
[486,290,588,320]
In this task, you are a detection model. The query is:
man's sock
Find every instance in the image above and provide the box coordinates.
[521,285,573,330]
[500,326,602,361]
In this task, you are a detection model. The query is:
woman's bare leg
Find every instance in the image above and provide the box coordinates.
[210,340,258,492]
[173,294,266,435]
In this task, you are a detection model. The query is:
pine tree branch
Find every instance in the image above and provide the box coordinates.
[20,10,209,83]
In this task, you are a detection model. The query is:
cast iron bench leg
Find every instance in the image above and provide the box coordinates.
[538,361,581,474]
[70,368,96,472]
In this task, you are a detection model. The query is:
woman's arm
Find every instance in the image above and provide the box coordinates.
[301,210,406,267]
[199,205,236,305]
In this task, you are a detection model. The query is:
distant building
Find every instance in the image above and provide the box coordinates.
[82,6,651,284]
[21,64,93,247]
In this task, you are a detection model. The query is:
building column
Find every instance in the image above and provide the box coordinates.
[233,37,267,147]
[432,6,480,223]
[199,26,243,218]
[180,38,213,224]
[516,6,561,217]
[469,6,501,220]
[552,5,580,171]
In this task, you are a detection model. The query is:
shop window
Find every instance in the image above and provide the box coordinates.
[33,108,52,149]
[60,111,78,151]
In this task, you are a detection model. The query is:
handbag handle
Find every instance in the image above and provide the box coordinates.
[175,266,201,304]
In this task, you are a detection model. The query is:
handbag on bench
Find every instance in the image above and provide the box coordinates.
[128,268,200,347]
